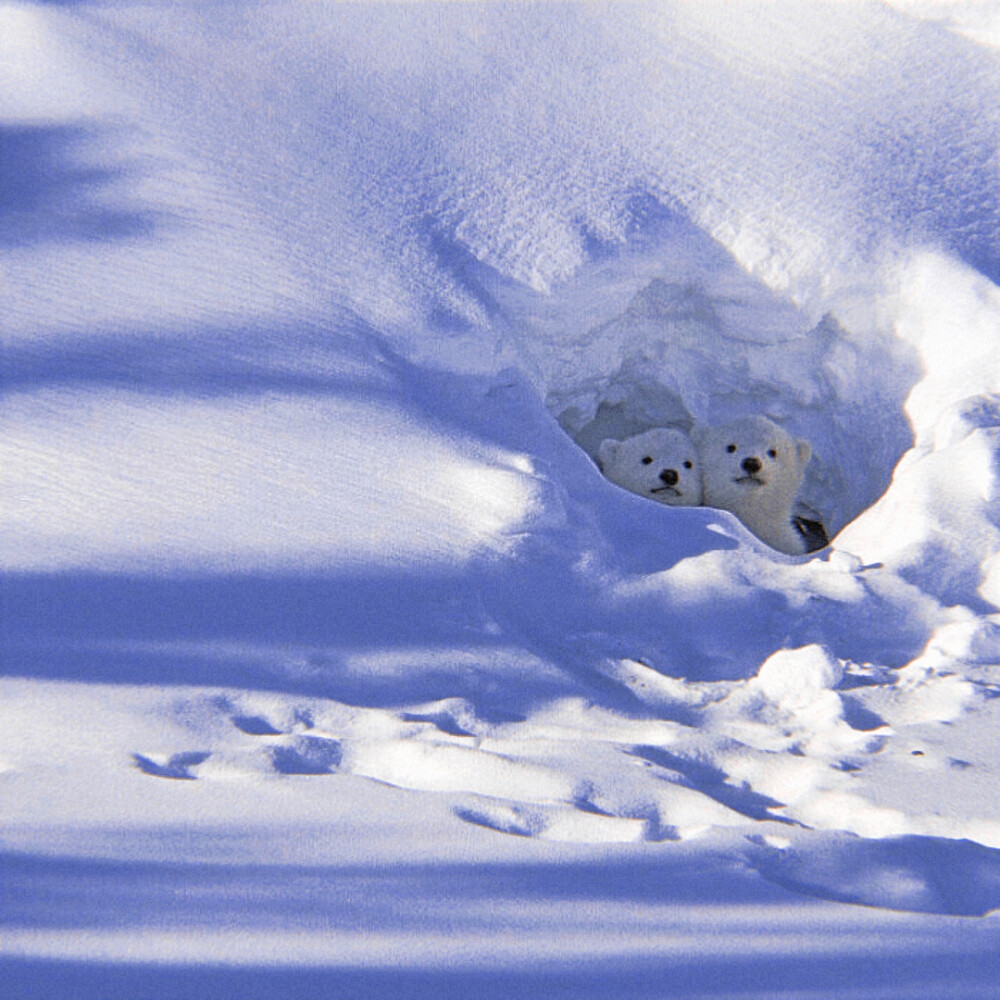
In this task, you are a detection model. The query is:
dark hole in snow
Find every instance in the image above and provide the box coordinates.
[399,712,474,738]
[232,714,283,736]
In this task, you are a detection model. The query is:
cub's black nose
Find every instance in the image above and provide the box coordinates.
[659,468,679,486]
[742,456,762,475]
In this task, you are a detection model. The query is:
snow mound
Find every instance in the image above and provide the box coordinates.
[5,5,1000,972]
[836,255,1000,609]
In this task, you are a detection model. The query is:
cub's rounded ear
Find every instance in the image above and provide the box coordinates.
[797,439,812,466]
[597,438,620,470]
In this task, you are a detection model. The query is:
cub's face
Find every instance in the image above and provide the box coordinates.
[697,417,810,511]
[598,428,702,506]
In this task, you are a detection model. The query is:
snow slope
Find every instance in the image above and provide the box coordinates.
[3,1,1000,996]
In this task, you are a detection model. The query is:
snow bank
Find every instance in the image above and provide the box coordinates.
[0,387,551,572]
[3,7,1000,989]
[836,254,1000,608]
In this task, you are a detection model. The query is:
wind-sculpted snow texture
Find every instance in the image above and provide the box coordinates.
[4,1,1000,996]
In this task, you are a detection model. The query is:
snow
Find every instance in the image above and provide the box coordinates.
[0,389,545,571]
[3,1,1000,996]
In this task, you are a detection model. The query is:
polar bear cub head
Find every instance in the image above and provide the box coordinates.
[696,416,812,554]
[597,427,702,506]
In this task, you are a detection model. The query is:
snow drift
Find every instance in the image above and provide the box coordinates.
[3,0,1000,993]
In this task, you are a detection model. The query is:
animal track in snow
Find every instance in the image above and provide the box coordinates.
[132,697,345,781]
[232,714,283,736]
[132,751,211,780]
[121,645,1000,850]
[455,798,658,843]
[268,736,342,775]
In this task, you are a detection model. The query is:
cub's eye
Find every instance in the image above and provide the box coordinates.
[726,444,737,453]
[641,456,653,465]
[683,460,693,469]
[767,448,777,459]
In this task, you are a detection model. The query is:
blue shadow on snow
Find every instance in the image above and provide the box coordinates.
[2,843,1000,998]
[0,124,161,248]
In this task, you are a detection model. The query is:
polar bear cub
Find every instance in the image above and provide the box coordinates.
[696,416,816,554]
[597,427,702,506]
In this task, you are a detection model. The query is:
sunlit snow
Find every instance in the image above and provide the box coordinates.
[3,1,1000,997]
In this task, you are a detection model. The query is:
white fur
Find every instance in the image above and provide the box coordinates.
[597,428,702,506]
[695,416,812,554]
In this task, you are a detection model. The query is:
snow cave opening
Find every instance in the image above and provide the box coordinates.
[501,216,924,546]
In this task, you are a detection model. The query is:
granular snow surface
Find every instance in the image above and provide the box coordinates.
[4,2,1000,997]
